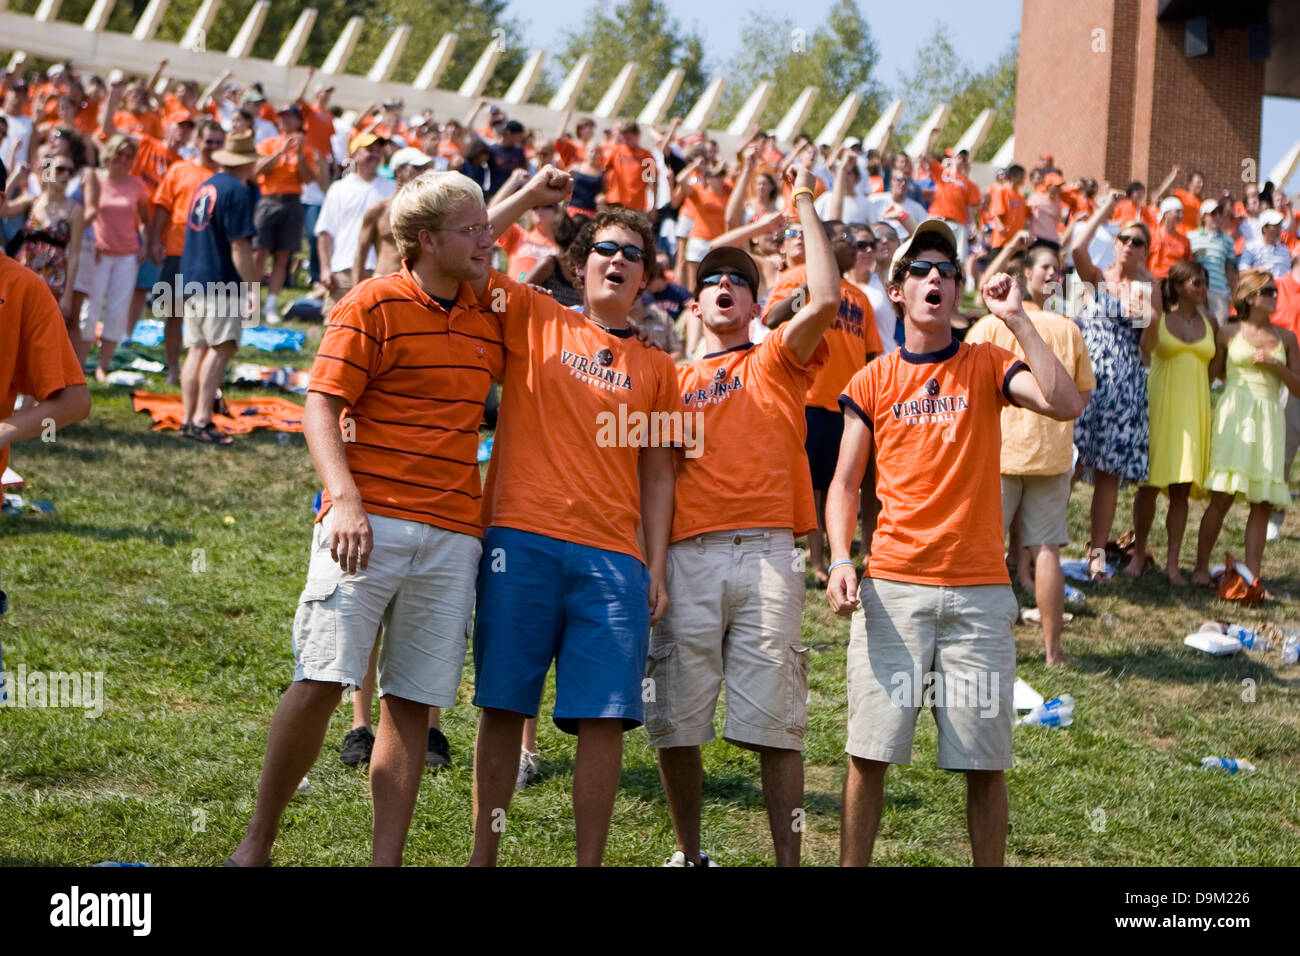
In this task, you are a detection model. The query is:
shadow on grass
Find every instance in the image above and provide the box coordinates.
[1073,646,1293,686]
[1,518,193,546]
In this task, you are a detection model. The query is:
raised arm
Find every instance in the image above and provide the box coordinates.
[984,229,1031,278]
[783,165,842,364]
[725,140,759,230]
[1151,165,1180,205]
[710,209,783,250]
[488,165,573,241]
[983,272,1085,420]
[1070,188,1122,287]
[199,69,233,111]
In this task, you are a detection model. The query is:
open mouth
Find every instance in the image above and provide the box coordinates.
[716,292,734,309]
[924,288,942,306]
[605,273,624,286]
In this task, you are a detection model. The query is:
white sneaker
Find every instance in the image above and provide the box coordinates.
[663,850,718,867]
[515,749,541,790]
[1267,513,1283,541]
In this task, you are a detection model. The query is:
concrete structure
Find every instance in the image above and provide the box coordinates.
[1016,0,1299,196]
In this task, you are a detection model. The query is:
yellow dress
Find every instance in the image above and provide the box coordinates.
[1204,332,1291,508]
[1145,312,1215,488]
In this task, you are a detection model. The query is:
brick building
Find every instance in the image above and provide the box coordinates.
[1015,0,1299,198]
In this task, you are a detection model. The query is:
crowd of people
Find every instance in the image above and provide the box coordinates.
[4,55,1300,867]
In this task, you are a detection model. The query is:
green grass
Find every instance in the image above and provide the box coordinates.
[2,324,1300,866]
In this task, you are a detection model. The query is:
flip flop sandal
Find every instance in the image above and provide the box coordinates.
[194,423,233,446]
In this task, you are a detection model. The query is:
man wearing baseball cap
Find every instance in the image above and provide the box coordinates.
[1148,196,1192,278]
[314,132,394,318]
[646,166,840,867]
[1240,208,1292,277]
[826,219,1084,866]
[1188,199,1237,323]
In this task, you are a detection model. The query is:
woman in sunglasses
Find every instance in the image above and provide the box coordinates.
[1069,188,1161,581]
[1124,260,1215,584]
[1192,269,1300,586]
[1,143,84,335]
[471,170,679,866]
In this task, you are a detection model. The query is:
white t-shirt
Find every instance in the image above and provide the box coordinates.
[862,275,896,354]
[815,191,874,226]
[315,172,397,274]
[862,192,929,229]
[1,112,34,172]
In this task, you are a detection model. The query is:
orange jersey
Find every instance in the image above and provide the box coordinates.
[680,180,731,240]
[300,103,336,162]
[308,265,505,536]
[256,135,313,195]
[113,109,163,141]
[152,159,215,257]
[673,324,827,540]
[130,134,180,193]
[1172,188,1202,233]
[496,223,559,283]
[1112,198,1158,233]
[1060,187,1094,226]
[603,143,655,211]
[840,339,1026,586]
[554,137,580,167]
[1273,272,1300,338]
[482,273,680,561]
[0,255,87,476]
[988,183,1027,247]
[1148,228,1192,278]
[436,139,464,163]
[926,159,980,223]
[763,267,881,411]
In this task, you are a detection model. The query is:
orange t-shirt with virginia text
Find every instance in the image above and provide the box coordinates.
[840,339,1027,586]
[482,273,680,561]
[673,323,828,541]
[603,143,655,211]
[763,266,881,411]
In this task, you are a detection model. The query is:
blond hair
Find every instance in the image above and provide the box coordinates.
[101,133,137,165]
[389,171,485,262]
[1233,268,1275,319]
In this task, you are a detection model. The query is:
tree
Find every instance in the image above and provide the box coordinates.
[715,0,884,142]
[894,25,1018,162]
[553,0,708,119]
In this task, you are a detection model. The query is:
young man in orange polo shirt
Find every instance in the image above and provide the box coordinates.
[227,170,520,867]
[646,166,839,867]
[826,220,1084,866]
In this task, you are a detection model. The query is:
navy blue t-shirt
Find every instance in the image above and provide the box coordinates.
[179,170,256,286]
[645,282,693,322]
[486,144,526,198]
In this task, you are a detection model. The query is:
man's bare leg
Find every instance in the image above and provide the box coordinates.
[573,718,624,867]
[1033,544,1072,666]
[228,679,345,865]
[164,316,183,385]
[194,341,237,427]
[180,345,207,425]
[469,707,526,866]
[657,745,703,863]
[370,694,430,866]
[841,756,887,866]
[757,746,803,867]
[965,769,1008,867]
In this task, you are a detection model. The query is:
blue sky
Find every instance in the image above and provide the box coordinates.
[507,0,1299,183]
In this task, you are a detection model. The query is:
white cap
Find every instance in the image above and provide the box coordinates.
[843,137,862,149]
[1260,209,1285,226]
[389,146,434,169]
[1158,196,1184,216]
[1199,199,1219,216]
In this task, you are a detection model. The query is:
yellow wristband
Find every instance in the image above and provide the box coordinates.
[790,186,815,203]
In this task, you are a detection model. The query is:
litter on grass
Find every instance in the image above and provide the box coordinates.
[1013,678,1045,712]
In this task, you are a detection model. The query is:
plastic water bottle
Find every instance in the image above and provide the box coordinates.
[1018,694,1075,727]
[1063,584,1086,605]
[1200,756,1256,775]
[1226,624,1271,650]
[1282,634,1299,665]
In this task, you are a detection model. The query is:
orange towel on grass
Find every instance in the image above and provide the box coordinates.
[132,391,304,434]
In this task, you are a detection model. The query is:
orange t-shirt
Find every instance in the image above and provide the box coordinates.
[763,267,882,411]
[680,180,731,240]
[131,134,180,193]
[0,255,87,476]
[840,339,1026,586]
[113,109,163,141]
[1112,198,1158,233]
[308,265,505,535]
[988,183,1026,248]
[496,223,559,283]
[673,324,827,540]
[1172,188,1201,234]
[927,160,980,223]
[1060,187,1094,226]
[152,159,216,257]
[1273,272,1300,338]
[301,103,335,162]
[482,273,680,561]
[256,135,313,196]
[1148,228,1192,278]
[603,143,655,211]
[436,140,464,163]
[554,137,580,168]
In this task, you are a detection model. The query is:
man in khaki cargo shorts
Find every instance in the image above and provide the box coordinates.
[825,220,1085,866]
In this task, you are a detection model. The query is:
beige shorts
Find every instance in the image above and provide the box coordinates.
[291,510,481,707]
[644,529,808,750]
[1206,290,1230,324]
[183,292,245,348]
[1001,472,1071,547]
[847,577,1016,770]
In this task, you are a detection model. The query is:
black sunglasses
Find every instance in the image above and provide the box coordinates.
[1258,286,1278,296]
[591,240,644,263]
[854,240,876,251]
[1117,233,1148,248]
[700,270,752,288]
[783,228,803,239]
[906,260,959,279]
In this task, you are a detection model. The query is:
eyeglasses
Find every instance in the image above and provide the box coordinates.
[905,260,959,279]
[854,240,876,251]
[436,222,491,237]
[1117,233,1148,248]
[835,233,854,244]
[591,240,645,263]
[1258,286,1278,297]
[700,270,752,288]
[782,228,803,239]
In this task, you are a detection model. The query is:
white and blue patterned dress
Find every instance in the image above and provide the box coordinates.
[1074,290,1149,482]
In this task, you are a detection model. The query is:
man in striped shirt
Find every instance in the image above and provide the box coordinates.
[227,171,517,867]
[1187,200,1237,323]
